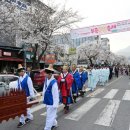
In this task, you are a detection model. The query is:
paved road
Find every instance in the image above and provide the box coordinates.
[1,76,130,130]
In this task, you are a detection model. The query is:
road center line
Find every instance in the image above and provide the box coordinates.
[95,100,120,127]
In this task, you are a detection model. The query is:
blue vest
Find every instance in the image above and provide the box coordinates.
[43,79,57,105]
[72,71,81,93]
[80,71,87,86]
[18,75,30,97]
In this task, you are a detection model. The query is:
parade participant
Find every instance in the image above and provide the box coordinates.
[99,66,103,85]
[88,66,94,91]
[99,66,106,86]
[17,64,35,128]
[26,66,34,80]
[43,64,59,130]
[26,66,32,77]
[106,66,110,82]
[115,66,119,78]
[109,66,113,80]
[71,64,81,103]
[96,66,100,86]
[104,66,107,83]
[90,66,96,91]
[58,65,74,114]
[78,66,87,97]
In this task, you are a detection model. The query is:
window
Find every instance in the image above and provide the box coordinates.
[17,1,22,6]
[11,0,16,3]
[5,0,11,3]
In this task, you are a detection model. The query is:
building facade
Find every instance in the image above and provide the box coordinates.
[52,33,99,47]
[101,38,110,51]
[0,46,24,73]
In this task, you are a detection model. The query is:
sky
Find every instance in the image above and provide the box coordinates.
[42,0,130,53]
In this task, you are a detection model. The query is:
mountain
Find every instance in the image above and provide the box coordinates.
[116,46,130,58]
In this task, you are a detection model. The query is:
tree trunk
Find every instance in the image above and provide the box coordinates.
[89,58,93,66]
[37,42,48,66]
[32,44,39,69]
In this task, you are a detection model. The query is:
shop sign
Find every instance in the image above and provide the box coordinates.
[69,48,76,54]
[77,59,88,65]
[3,52,11,56]
[26,52,33,62]
[45,54,56,64]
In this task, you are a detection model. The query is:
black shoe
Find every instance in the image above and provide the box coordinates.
[51,125,59,130]
[17,122,25,128]
[73,96,77,103]
[25,118,32,123]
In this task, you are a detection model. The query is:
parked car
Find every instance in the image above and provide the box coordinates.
[0,74,19,94]
[0,74,40,100]
[31,69,60,91]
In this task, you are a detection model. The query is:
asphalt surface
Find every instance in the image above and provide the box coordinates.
[1,75,130,130]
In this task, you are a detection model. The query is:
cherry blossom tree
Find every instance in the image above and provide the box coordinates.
[0,1,81,68]
[77,41,129,66]
[77,42,102,65]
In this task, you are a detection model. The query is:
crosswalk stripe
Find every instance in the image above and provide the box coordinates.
[122,90,130,101]
[95,100,120,127]
[40,97,83,116]
[32,104,45,113]
[65,98,101,121]
[103,89,118,99]
[41,104,63,116]
[86,88,104,97]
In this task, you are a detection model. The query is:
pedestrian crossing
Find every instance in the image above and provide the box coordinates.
[32,87,130,128]
[32,88,130,114]
[64,88,130,127]
[95,100,120,127]
[103,89,118,99]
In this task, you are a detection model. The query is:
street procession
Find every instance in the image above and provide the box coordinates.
[1,0,130,130]
[0,63,124,130]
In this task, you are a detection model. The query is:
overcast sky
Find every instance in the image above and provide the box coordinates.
[42,0,130,53]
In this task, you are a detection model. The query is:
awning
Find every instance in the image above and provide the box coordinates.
[0,57,23,62]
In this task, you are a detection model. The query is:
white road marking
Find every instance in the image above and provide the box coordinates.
[86,88,104,97]
[103,89,118,99]
[106,76,123,87]
[65,98,100,121]
[122,90,130,101]
[41,97,83,116]
[41,104,63,116]
[32,77,121,114]
[129,124,130,130]
[32,104,45,113]
[95,100,120,127]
